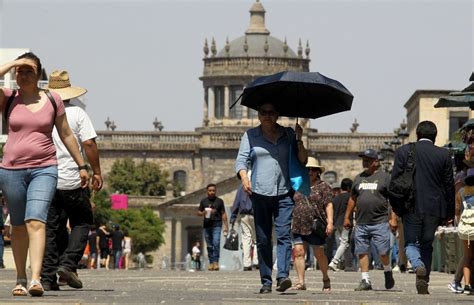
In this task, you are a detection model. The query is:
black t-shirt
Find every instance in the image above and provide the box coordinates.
[88,230,98,253]
[352,170,391,225]
[111,231,124,251]
[332,192,353,226]
[198,197,225,228]
[98,228,109,249]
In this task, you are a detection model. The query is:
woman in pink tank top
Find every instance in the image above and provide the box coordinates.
[0,52,90,297]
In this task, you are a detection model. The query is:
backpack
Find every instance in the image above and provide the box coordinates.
[388,143,416,216]
[4,89,57,128]
[458,187,474,245]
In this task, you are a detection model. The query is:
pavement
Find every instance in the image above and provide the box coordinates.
[0,266,471,304]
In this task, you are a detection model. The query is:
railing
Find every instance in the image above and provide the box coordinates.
[96,130,394,153]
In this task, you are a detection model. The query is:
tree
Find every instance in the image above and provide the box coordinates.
[92,189,165,254]
[107,157,168,196]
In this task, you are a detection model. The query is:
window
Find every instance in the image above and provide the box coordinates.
[173,170,187,195]
[229,86,243,119]
[449,111,469,140]
[214,87,225,119]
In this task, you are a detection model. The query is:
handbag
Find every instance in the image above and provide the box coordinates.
[287,130,310,196]
[305,197,327,239]
[388,143,416,216]
[223,228,239,251]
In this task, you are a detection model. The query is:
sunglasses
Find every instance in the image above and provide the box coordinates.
[259,110,278,116]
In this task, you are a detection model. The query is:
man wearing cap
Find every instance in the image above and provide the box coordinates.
[41,70,103,291]
[344,148,397,291]
[391,121,455,294]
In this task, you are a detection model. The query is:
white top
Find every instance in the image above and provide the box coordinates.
[52,101,97,190]
[192,246,201,256]
[122,237,132,251]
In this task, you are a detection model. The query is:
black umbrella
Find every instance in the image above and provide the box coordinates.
[230,71,353,119]
[434,72,474,109]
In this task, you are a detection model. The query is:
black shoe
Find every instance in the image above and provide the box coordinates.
[276,277,292,292]
[355,279,372,291]
[415,266,429,295]
[384,271,395,289]
[399,264,407,273]
[259,285,272,294]
[253,264,259,270]
[243,266,252,271]
[57,266,83,289]
[42,281,60,291]
[0,263,5,269]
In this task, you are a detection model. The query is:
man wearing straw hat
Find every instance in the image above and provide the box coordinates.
[40,70,103,291]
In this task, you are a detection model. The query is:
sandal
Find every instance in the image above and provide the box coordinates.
[28,279,44,297]
[322,277,331,292]
[12,278,28,297]
[291,282,307,290]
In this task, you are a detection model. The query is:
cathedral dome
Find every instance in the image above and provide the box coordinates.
[216,35,296,58]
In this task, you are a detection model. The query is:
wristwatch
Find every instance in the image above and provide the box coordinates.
[78,164,90,171]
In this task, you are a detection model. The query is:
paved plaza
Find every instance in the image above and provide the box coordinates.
[0,265,471,304]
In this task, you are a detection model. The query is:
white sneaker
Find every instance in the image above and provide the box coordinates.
[328,261,339,272]
[392,265,400,272]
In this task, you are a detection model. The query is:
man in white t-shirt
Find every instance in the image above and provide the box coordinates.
[40,71,103,291]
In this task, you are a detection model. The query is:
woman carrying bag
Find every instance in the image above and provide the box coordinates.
[291,157,334,292]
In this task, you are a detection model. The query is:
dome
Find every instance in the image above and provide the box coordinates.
[216,35,297,58]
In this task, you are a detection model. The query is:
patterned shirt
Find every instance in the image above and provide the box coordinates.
[292,180,333,235]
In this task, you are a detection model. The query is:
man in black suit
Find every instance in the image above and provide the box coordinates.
[391,121,455,294]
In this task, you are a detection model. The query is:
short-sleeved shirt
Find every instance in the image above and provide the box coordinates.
[98,228,110,249]
[332,192,353,226]
[292,181,333,235]
[52,101,97,190]
[1,88,65,169]
[111,230,124,251]
[198,197,225,228]
[352,170,391,225]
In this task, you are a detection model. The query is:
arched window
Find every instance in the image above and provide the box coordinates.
[214,87,225,119]
[229,86,244,119]
[173,170,187,195]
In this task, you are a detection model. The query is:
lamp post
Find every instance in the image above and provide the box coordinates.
[379,120,408,172]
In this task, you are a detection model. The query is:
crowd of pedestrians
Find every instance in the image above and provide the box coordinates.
[233,103,463,296]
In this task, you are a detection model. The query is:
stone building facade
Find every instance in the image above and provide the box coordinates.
[3,2,458,268]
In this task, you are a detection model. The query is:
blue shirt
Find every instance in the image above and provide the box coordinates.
[235,125,296,196]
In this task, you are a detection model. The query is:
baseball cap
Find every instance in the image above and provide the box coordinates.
[358,148,379,160]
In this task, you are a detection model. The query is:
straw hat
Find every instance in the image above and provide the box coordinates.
[46,70,87,101]
[306,156,325,173]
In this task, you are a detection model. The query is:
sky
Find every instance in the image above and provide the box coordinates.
[1,0,472,133]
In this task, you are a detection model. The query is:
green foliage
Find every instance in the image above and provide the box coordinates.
[110,208,165,254]
[93,190,165,254]
[92,158,167,254]
[107,157,168,196]
[91,190,112,226]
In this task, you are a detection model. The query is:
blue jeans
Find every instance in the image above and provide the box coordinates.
[251,193,294,287]
[204,226,221,264]
[0,166,58,225]
[114,250,123,269]
[403,212,440,279]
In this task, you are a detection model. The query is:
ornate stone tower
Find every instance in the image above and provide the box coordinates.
[200,0,311,128]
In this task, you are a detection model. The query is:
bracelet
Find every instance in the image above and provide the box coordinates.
[78,164,90,171]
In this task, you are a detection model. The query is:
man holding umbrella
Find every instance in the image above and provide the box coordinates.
[235,102,307,293]
[233,70,353,294]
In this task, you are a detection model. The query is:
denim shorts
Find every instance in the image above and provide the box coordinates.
[0,166,58,226]
[354,222,390,256]
[293,232,325,246]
